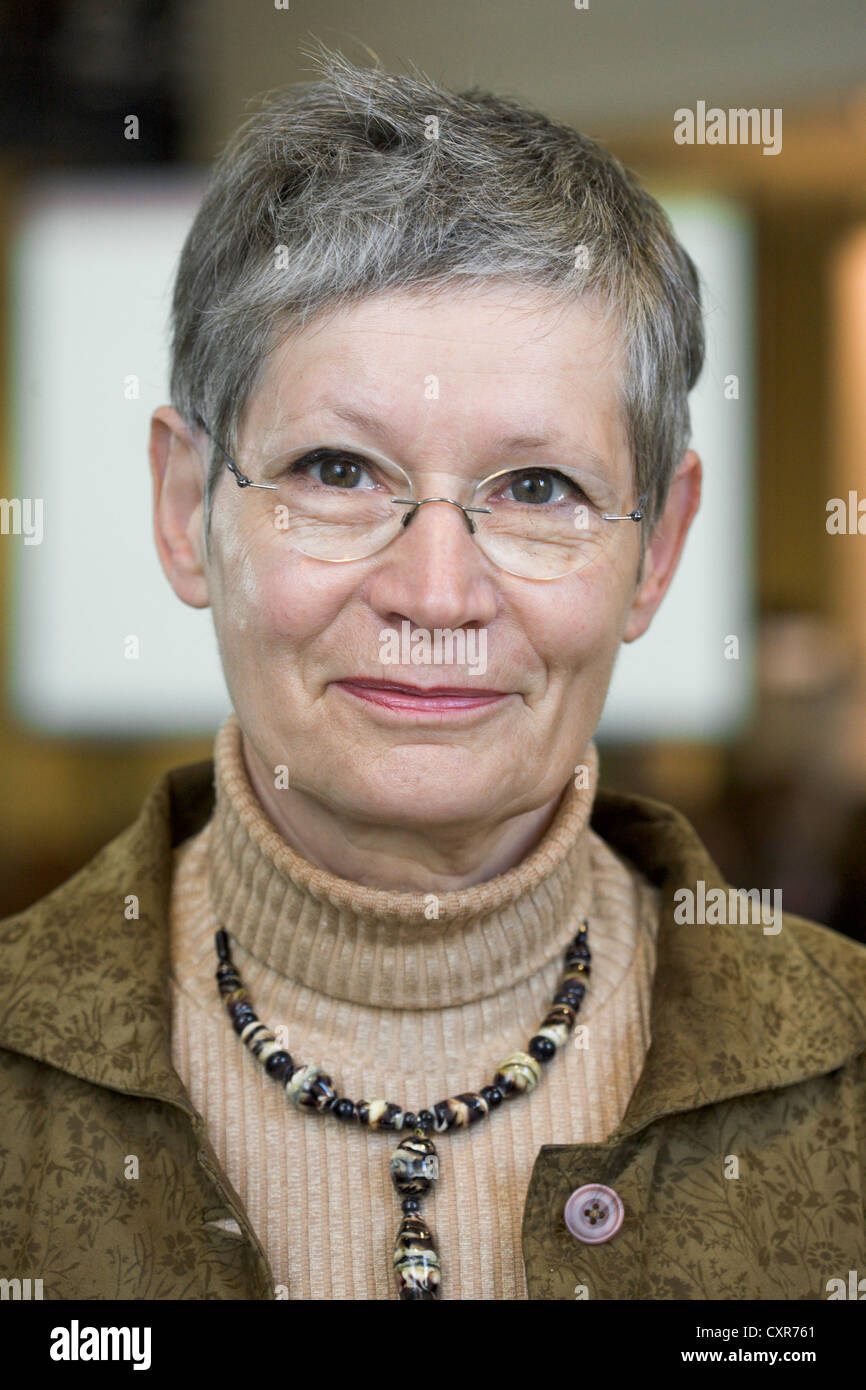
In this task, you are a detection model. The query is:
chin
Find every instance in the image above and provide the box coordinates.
[357,796,501,832]
[333,769,508,830]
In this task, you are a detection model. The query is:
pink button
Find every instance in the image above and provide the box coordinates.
[564,1184,625,1244]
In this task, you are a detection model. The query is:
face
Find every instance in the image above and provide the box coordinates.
[193,284,666,830]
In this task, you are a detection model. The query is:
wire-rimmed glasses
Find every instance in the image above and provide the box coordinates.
[196,414,648,581]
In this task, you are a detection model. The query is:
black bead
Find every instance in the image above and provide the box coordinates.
[215,929,231,962]
[231,1006,257,1035]
[401,1197,420,1215]
[553,982,585,1008]
[416,1110,434,1132]
[402,1112,417,1130]
[334,1099,357,1121]
[529,1034,556,1062]
[264,1050,295,1080]
[431,1101,456,1132]
[480,1085,504,1108]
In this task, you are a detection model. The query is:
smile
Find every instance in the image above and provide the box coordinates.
[333,679,510,717]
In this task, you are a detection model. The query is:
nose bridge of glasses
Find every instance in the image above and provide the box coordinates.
[395,494,488,536]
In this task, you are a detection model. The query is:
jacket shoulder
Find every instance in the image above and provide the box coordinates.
[783,911,866,1031]
[0,757,216,1077]
[0,757,216,937]
[592,782,866,1043]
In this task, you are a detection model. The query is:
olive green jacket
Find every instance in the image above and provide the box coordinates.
[1,758,865,1301]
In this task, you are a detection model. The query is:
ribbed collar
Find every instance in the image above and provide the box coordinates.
[208,713,599,1009]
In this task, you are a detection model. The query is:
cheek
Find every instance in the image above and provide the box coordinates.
[211,517,360,645]
[520,559,630,671]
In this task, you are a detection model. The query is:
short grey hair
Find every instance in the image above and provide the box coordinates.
[169,47,704,560]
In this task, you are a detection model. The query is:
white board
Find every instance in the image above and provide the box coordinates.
[599,195,755,739]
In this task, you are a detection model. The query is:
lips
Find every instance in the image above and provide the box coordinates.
[333,678,510,715]
[341,679,506,696]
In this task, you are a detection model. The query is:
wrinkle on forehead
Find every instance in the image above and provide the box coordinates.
[238,285,631,490]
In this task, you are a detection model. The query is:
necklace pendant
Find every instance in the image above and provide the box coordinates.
[390,1130,441,1300]
[393,1210,441,1300]
[389,1132,439,1195]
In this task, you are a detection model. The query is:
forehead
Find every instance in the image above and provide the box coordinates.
[243,284,631,488]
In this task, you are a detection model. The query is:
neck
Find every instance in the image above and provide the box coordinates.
[242,733,568,892]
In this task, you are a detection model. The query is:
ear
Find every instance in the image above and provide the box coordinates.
[622,450,702,644]
[149,405,210,609]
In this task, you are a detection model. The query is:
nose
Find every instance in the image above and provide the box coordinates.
[365,493,500,633]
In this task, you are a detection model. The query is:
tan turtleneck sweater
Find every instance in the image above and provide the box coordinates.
[169,713,660,1300]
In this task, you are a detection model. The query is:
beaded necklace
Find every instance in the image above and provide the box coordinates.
[214,918,591,1300]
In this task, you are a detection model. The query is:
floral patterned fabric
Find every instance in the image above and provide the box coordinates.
[1,760,864,1300]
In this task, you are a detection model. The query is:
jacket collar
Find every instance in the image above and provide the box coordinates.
[1,759,863,1133]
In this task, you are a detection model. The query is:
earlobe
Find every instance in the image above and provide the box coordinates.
[621,539,661,645]
[621,450,702,645]
[150,405,211,610]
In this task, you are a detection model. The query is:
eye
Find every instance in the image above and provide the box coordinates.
[284,448,379,490]
[497,469,587,505]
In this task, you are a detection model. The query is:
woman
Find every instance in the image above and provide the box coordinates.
[1,51,864,1303]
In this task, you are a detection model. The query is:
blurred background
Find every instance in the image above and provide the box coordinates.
[1,0,865,942]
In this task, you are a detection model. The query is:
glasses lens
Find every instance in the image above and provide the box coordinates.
[470,466,624,579]
[249,447,633,578]
[262,447,410,561]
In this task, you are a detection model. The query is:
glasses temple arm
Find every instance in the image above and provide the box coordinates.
[603,491,649,522]
[194,412,259,489]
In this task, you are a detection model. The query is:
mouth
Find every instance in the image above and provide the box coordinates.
[333,678,510,716]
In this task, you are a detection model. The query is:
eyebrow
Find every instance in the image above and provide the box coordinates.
[278,401,614,477]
